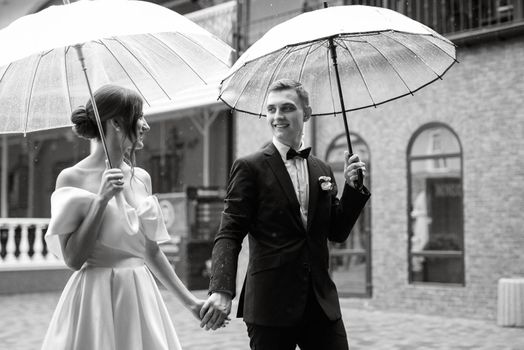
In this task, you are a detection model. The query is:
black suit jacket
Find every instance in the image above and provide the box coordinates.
[209,143,370,327]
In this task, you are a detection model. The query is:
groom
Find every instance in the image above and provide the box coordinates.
[200,79,370,349]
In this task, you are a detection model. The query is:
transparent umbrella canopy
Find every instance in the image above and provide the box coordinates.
[220,5,456,118]
[0,0,234,234]
[0,0,234,135]
[219,4,456,187]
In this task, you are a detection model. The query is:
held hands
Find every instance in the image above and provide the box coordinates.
[199,292,232,331]
[188,298,206,321]
[344,151,366,189]
[98,161,124,203]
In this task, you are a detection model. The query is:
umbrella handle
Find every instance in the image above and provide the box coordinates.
[350,153,364,190]
[356,169,364,190]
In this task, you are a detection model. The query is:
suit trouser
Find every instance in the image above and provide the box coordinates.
[245,288,349,350]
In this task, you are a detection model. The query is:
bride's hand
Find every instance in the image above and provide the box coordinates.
[200,292,232,330]
[190,298,230,328]
[98,168,124,203]
[189,299,206,321]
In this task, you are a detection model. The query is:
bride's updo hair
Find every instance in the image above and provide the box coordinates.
[71,106,98,139]
[71,84,143,142]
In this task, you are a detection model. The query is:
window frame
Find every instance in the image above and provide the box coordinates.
[406,122,465,286]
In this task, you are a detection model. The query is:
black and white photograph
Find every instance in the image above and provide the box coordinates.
[0,0,523,349]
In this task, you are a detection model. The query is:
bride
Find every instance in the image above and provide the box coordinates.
[41,84,204,350]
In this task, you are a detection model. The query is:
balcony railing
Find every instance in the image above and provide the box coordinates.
[245,0,524,46]
[0,218,65,270]
[0,217,182,271]
[345,0,524,35]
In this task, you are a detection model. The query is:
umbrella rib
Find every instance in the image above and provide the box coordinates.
[309,41,330,55]
[176,32,231,67]
[220,40,323,88]
[225,61,261,110]
[230,75,253,111]
[112,37,172,100]
[297,41,327,80]
[98,39,150,106]
[0,63,11,83]
[24,54,44,135]
[258,46,293,117]
[311,77,442,116]
[221,41,322,103]
[228,48,289,115]
[311,62,455,117]
[40,49,54,58]
[382,32,442,79]
[147,33,207,85]
[63,47,73,116]
[216,103,264,118]
[338,39,377,107]
[288,40,322,56]
[297,43,314,84]
[364,39,414,96]
[420,35,458,63]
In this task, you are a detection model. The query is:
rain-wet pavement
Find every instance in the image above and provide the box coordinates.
[0,290,523,350]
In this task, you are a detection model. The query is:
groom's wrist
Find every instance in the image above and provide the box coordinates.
[209,289,233,296]
[209,290,233,298]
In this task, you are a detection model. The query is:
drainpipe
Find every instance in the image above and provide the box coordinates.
[229,0,247,163]
[27,148,34,217]
[311,111,317,153]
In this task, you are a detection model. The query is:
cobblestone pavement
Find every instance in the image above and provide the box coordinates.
[0,291,523,350]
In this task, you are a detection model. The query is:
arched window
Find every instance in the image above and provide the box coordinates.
[325,133,372,296]
[407,123,464,285]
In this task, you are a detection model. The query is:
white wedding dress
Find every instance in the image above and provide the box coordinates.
[41,186,182,350]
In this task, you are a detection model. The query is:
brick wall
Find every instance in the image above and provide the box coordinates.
[233,35,524,320]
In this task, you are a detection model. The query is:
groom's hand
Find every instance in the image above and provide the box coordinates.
[344,152,366,189]
[200,292,232,331]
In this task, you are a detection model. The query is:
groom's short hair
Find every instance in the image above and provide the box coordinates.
[267,79,310,109]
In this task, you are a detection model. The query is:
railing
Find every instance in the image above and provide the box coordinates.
[0,215,182,271]
[244,0,524,46]
[344,0,524,36]
[0,218,65,270]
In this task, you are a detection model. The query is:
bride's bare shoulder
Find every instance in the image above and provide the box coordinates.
[55,166,82,189]
[55,162,99,189]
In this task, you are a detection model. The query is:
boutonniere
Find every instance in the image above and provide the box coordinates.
[318,176,334,191]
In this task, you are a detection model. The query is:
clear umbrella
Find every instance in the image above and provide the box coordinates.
[0,0,234,233]
[0,0,233,138]
[219,3,457,186]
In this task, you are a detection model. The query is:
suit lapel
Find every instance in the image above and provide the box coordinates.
[264,144,301,211]
[307,156,322,232]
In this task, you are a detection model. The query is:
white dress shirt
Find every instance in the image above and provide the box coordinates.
[273,137,309,229]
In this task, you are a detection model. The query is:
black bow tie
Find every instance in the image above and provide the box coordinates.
[286,147,311,160]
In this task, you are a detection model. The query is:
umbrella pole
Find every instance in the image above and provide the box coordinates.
[74,44,113,169]
[327,37,363,188]
[74,45,139,235]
